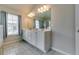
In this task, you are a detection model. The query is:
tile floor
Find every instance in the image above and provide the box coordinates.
[2,40,63,55]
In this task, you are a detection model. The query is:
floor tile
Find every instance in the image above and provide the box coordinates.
[3,41,63,55]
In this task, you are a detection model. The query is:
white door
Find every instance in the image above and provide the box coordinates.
[75,5,79,54]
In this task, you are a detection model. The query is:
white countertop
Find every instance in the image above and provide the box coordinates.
[22,28,51,32]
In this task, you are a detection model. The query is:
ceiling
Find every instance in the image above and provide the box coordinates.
[1,4,37,14]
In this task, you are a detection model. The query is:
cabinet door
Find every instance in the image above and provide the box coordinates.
[36,31,44,51]
[25,31,31,42]
[23,30,30,42]
[22,30,26,40]
[30,31,36,46]
[44,31,51,52]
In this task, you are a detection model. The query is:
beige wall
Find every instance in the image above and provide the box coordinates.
[51,4,75,55]
[21,14,33,29]
[0,5,20,15]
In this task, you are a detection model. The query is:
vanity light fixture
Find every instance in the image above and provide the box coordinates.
[27,5,50,17]
[40,7,44,13]
[43,5,47,11]
[37,8,41,13]
[27,12,35,17]
[37,5,50,13]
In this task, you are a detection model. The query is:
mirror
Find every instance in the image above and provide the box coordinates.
[34,10,51,29]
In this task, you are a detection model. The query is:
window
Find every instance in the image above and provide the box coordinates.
[7,13,19,35]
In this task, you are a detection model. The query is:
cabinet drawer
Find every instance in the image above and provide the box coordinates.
[26,32,31,43]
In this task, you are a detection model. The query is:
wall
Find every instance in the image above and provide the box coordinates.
[51,4,75,54]
[0,5,20,15]
[21,14,34,29]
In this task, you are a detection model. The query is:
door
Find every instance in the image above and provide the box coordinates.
[75,5,79,54]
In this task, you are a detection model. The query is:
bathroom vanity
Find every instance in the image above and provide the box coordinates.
[22,6,51,53]
[22,29,52,53]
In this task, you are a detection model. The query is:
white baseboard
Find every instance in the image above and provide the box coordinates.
[51,47,71,55]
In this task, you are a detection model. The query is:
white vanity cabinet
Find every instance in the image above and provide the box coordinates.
[31,31,36,46]
[25,31,31,44]
[36,30,51,52]
[22,29,51,53]
[23,30,37,46]
[36,31,45,52]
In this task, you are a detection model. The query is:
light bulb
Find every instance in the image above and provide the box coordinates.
[43,5,47,12]
[27,12,35,17]
[43,5,47,9]
[37,8,41,13]
[40,7,43,13]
